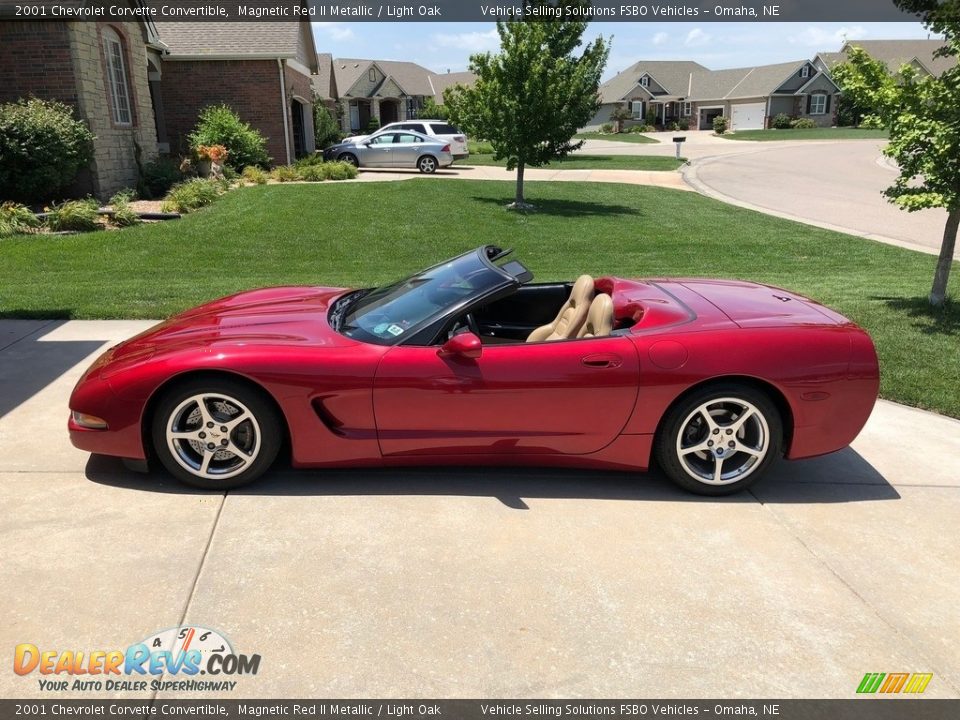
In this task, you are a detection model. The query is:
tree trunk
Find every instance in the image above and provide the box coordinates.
[930,207,960,307]
[515,161,525,205]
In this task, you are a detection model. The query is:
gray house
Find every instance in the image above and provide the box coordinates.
[587,57,839,131]
[815,39,954,78]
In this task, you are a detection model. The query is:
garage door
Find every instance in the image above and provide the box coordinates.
[730,102,766,131]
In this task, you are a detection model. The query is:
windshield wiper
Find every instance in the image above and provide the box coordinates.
[330,289,369,331]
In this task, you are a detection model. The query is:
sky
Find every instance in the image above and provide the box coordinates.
[311,21,939,79]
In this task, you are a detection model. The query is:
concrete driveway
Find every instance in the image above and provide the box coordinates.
[1,320,959,699]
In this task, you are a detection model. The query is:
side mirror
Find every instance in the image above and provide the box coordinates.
[438,332,482,359]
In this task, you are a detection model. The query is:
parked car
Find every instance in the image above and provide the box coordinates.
[378,120,469,160]
[69,246,879,496]
[322,129,453,173]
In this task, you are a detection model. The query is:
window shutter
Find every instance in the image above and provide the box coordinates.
[825,94,832,113]
[806,95,812,114]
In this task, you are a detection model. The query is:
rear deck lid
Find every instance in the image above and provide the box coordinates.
[680,279,849,328]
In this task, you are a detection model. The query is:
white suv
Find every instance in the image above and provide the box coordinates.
[380,120,469,160]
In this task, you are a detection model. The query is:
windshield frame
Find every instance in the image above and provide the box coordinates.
[332,246,521,347]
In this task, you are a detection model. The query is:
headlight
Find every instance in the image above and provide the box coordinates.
[71,411,108,430]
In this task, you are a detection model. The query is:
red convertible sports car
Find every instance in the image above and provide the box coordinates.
[69,246,879,495]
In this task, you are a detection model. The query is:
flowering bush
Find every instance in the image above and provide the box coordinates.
[195,144,228,163]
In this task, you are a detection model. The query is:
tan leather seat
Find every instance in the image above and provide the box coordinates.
[577,294,615,338]
[526,275,594,342]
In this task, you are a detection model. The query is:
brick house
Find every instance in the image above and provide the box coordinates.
[0,10,318,198]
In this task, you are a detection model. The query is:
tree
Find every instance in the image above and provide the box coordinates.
[416,97,448,121]
[832,41,960,306]
[609,105,631,133]
[314,103,341,149]
[444,0,609,209]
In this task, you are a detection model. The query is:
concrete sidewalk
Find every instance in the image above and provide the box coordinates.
[1,320,958,699]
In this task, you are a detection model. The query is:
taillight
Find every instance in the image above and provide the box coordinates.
[441,144,450,152]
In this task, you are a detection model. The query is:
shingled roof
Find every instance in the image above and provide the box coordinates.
[159,22,306,61]
[598,60,708,102]
[823,39,955,77]
[690,60,809,100]
[332,59,476,102]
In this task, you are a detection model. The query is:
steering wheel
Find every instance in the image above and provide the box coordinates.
[464,313,481,337]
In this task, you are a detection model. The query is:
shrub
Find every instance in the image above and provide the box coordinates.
[668,121,680,131]
[859,114,885,130]
[45,198,100,232]
[314,105,342,149]
[297,164,326,182]
[600,122,614,133]
[791,118,817,129]
[321,161,358,181]
[468,139,494,154]
[677,119,690,131]
[188,105,270,170]
[161,178,224,213]
[713,116,729,135]
[627,124,654,133]
[0,98,94,203]
[294,153,325,167]
[138,158,182,199]
[771,113,793,129]
[269,165,299,183]
[108,190,141,227]
[0,201,40,237]
[366,116,381,133]
[645,107,657,128]
[416,97,448,121]
[241,166,268,185]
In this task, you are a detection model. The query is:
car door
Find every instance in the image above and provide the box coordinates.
[363,133,397,167]
[392,133,423,168]
[372,336,640,457]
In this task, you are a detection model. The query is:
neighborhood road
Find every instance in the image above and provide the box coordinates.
[1,320,958,699]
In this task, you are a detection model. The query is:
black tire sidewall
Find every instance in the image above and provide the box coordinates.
[339,153,358,166]
[151,378,282,490]
[655,383,783,496]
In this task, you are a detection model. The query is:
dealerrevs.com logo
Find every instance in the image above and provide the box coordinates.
[857,672,933,694]
[13,626,260,692]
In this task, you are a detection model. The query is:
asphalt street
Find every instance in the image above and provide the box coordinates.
[1,320,958,699]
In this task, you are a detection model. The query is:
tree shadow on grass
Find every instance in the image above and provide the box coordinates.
[0,309,75,320]
[470,195,642,218]
[874,295,960,336]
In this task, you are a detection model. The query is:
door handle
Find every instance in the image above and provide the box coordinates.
[581,354,622,369]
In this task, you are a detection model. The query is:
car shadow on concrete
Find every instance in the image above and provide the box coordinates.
[84,447,899,506]
[0,320,104,420]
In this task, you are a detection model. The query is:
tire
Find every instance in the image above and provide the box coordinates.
[417,155,438,174]
[654,382,782,496]
[151,377,282,490]
[338,153,359,167]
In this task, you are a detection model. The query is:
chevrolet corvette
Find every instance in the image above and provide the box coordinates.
[69,246,879,495]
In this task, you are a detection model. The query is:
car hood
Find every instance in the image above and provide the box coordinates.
[677,279,852,328]
[111,286,357,360]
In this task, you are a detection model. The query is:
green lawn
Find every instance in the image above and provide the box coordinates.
[1,181,957,417]
[722,128,889,141]
[575,131,659,144]
[462,154,684,171]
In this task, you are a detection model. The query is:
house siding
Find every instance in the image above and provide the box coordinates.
[0,21,78,106]
[160,59,286,164]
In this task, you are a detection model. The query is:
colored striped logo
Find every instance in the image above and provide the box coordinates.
[857,672,933,694]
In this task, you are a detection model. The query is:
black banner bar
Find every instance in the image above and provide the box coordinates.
[0,0,930,23]
[1,700,959,720]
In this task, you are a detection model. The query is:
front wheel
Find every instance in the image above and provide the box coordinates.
[151,378,282,490]
[654,383,782,495]
[417,155,438,174]
[338,152,359,167]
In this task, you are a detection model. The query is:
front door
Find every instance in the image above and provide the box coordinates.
[373,337,640,457]
[364,132,396,166]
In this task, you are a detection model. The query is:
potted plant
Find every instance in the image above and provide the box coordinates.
[194,144,228,179]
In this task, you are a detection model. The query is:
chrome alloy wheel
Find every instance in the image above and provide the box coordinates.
[165,393,262,480]
[418,156,437,173]
[675,397,770,486]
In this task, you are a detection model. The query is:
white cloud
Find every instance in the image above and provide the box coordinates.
[788,25,868,48]
[313,23,354,42]
[684,28,712,48]
[652,32,669,47]
[431,29,500,53]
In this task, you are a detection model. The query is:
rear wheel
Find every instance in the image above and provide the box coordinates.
[655,383,782,495]
[418,155,438,174]
[338,152,359,167]
[151,378,282,490]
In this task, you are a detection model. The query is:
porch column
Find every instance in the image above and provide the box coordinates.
[340,99,351,132]
[371,98,380,122]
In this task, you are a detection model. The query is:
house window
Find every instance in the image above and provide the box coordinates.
[810,93,827,115]
[640,75,650,88]
[406,97,418,119]
[630,100,644,119]
[800,65,810,78]
[368,68,376,82]
[102,28,132,125]
[681,101,692,117]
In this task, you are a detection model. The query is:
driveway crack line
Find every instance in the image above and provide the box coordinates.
[747,488,960,694]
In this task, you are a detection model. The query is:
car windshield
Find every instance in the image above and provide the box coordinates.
[339,251,507,344]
